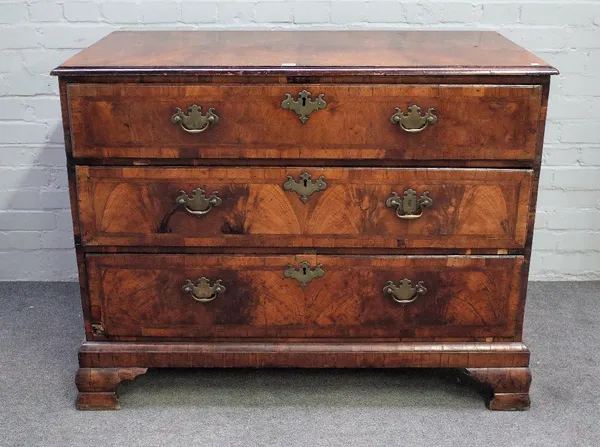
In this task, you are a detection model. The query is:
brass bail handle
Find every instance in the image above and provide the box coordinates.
[385,189,433,220]
[383,278,427,304]
[390,105,437,133]
[182,277,226,303]
[176,188,222,217]
[171,104,219,133]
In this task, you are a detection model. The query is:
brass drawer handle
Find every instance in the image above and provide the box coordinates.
[281,89,327,124]
[283,172,327,203]
[182,277,225,303]
[171,105,219,133]
[176,188,222,216]
[385,189,433,220]
[390,105,437,133]
[383,279,427,304]
[283,261,325,289]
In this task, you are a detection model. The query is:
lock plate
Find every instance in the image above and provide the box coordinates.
[282,172,327,203]
[283,261,325,289]
[281,90,327,124]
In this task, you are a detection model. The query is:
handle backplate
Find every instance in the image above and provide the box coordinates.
[182,277,225,303]
[171,105,219,133]
[383,279,427,304]
[385,189,433,220]
[176,188,222,216]
[390,105,437,133]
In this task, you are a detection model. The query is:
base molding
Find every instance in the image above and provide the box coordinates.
[76,341,530,410]
[79,341,530,368]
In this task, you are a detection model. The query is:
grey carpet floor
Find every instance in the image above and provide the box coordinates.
[0,281,599,447]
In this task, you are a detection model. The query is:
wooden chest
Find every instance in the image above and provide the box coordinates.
[52,31,557,411]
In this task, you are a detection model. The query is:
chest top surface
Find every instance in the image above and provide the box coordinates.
[52,30,557,77]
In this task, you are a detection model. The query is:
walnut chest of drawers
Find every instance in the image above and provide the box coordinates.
[52,30,557,411]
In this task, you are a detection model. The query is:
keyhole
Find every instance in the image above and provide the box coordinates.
[303,179,308,187]
[302,97,306,107]
[303,267,307,275]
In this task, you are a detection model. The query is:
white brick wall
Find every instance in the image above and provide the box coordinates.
[0,0,599,281]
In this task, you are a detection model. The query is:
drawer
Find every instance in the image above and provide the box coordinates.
[86,254,525,340]
[77,166,532,249]
[68,84,542,161]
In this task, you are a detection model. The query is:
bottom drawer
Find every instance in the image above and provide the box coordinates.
[86,254,525,340]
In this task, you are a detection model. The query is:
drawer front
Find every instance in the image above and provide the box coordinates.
[68,84,542,161]
[87,254,525,340]
[77,167,532,249]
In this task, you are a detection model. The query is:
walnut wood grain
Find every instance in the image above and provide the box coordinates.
[85,254,525,340]
[76,167,532,250]
[75,367,147,410]
[79,341,530,368]
[52,31,557,77]
[68,83,542,161]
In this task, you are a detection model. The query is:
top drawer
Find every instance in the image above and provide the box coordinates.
[67,84,542,161]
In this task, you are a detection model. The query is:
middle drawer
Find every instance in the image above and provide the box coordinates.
[76,167,532,249]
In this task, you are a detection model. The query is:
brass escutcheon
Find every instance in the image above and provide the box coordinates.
[176,188,222,217]
[171,104,219,133]
[283,172,327,203]
[383,278,427,304]
[385,189,433,220]
[390,105,437,133]
[283,261,325,289]
[182,277,226,303]
[281,90,327,124]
